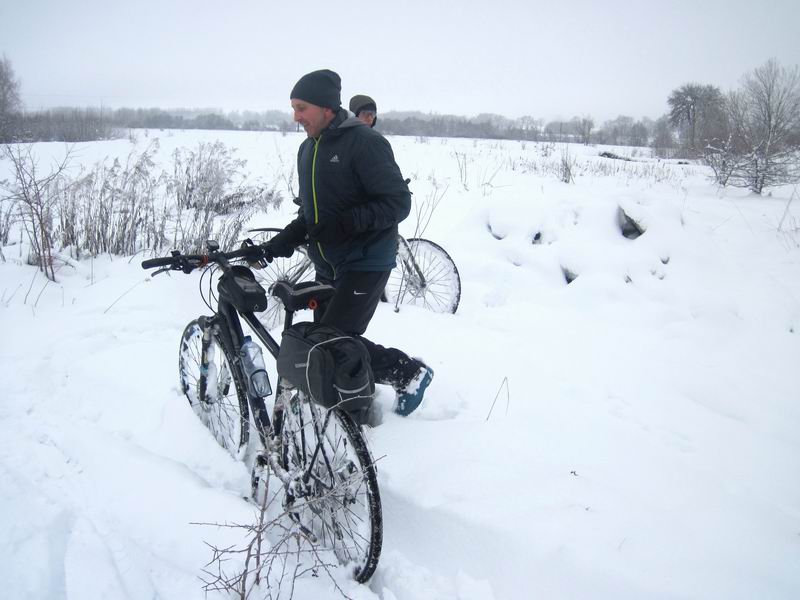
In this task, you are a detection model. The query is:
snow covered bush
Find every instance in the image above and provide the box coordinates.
[54,140,167,258]
[559,146,576,183]
[0,139,283,272]
[0,144,71,279]
[172,141,264,214]
[167,142,282,252]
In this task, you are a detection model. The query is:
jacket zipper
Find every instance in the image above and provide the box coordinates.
[311,135,337,279]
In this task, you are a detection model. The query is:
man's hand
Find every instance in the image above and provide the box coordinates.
[308,213,355,244]
[263,239,294,259]
[241,240,272,269]
[264,221,308,258]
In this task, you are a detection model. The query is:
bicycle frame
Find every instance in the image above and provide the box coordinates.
[197,266,335,496]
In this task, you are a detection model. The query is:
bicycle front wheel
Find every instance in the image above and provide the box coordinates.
[247,228,315,329]
[281,393,382,583]
[178,319,249,457]
[385,238,461,313]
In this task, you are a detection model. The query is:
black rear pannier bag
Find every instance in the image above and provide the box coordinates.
[217,265,268,313]
[277,322,374,412]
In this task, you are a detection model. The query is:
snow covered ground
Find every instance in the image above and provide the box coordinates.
[1,130,799,599]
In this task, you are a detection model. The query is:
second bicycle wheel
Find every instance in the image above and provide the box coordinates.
[280,392,382,583]
[247,228,315,329]
[384,238,461,314]
[178,319,249,457]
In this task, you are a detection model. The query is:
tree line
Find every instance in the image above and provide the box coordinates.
[0,105,295,144]
[2,54,798,193]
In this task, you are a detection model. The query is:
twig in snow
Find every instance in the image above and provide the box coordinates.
[104,279,145,314]
[33,276,52,308]
[23,266,38,304]
[777,185,797,231]
[196,465,355,600]
[2,284,23,306]
[485,376,510,421]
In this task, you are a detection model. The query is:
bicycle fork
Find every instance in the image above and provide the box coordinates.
[197,316,214,405]
[392,238,427,310]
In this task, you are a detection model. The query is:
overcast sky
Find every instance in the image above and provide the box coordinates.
[2,0,799,122]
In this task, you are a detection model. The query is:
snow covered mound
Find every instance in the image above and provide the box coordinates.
[1,131,799,599]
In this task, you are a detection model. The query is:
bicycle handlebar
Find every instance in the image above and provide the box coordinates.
[141,244,265,274]
[141,255,189,269]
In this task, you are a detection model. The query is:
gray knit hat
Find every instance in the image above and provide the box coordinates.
[290,69,341,109]
[349,94,377,115]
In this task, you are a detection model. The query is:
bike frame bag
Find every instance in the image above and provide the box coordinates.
[277,322,374,412]
[217,265,268,313]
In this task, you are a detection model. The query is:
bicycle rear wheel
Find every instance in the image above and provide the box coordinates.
[280,391,382,583]
[384,238,461,314]
[178,319,249,457]
[247,228,315,329]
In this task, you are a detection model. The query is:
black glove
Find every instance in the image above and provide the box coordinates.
[308,213,355,245]
[265,220,308,257]
[240,239,271,268]
[262,239,292,260]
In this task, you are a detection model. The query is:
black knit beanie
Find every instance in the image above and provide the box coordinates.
[290,69,341,109]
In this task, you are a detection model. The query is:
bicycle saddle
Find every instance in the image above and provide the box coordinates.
[271,280,336,312]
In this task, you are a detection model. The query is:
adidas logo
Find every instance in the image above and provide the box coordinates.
[329,154,340,163]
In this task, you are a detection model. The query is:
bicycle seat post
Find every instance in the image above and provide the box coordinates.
[283,307,294,332]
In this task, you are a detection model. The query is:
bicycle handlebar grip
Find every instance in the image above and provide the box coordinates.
[141,256,176,269]
[232,245,265,261]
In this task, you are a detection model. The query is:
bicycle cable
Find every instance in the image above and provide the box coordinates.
[210,265,220,308]
[198,264,215,312]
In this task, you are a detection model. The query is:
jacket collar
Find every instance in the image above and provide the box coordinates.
[320,108,366,137]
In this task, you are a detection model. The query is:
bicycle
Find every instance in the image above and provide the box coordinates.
[141,241,382,583]
[247,228,461,329]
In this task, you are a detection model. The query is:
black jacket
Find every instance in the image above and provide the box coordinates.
[287,109,411,280]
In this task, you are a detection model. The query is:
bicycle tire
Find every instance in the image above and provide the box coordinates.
[384,238,461,314]
[280,391,382,583]
[178,319,249,457]
[247,228,315,329]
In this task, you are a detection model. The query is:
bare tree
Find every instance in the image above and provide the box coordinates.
[516,115,543,140]
[668,83,725,155]
[596,115,634,146]
[651,115,677,158]
[577,116,594,145]
[0,54,22,142]
[629,121,650,147]
[725,59,800,193]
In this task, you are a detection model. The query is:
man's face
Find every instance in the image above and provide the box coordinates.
[357,110,376,127]
[292,99,334,138]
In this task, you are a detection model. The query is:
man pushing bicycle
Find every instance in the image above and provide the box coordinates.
[262,69,434,419]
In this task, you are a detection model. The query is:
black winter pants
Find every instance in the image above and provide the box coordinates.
[313,270,415,388]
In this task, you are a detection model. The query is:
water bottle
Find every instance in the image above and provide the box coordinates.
[239,336,272,398]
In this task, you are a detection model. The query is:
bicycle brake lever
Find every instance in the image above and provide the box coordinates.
[151,266,172,277]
